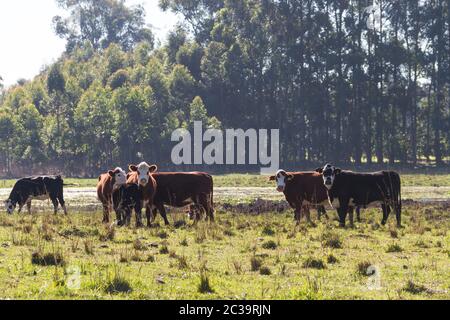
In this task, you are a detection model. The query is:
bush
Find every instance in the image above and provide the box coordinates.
[259,266,272,276]
[31,250,65,266]
[403,281,428,295]
[357,261,375,276]
[321,230,342,249]
[302,257,325,269]
[262,226,275,236]
[108,69,129,89]
[386,243,403,253]
[198,271,214,294]
[105,275,132,294]
[159,245,169,254]
[262,240,278,250]
[250,256,262,272]
[327,254,339,264]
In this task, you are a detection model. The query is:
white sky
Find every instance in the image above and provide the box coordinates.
[0,0,179,87]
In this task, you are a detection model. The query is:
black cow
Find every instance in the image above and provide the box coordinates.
[316,164,402,228]
[4,176,67,215]
[112,183,143,227]
[151,172,215,225]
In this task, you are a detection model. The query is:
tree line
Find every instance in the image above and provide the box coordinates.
[0,0,449,177]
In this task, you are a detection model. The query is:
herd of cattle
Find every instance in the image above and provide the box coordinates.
[3,163,402,228]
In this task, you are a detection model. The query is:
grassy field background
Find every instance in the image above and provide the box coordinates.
[0,173,449,189]
[0,204,448,300]
[0,172,448,300]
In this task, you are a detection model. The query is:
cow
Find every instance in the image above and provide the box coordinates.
[4,175,67,215]
[112,183,142,227]
[151,172,215,225]
[97,167,127,223]
[315,164,402,228]
[269,170,330,224]
[127,162,158,227]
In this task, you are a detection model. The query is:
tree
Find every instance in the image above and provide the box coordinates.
[53,0,154,52]
[0,111,17,174]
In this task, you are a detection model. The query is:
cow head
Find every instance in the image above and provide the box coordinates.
[128,162,158,186]
[269,170,293,192]
[315,164,341,190]
[4,199,15,215]
[108,167,127,188]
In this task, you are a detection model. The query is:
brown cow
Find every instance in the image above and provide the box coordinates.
[269,170,330,224]
[97,167,127,223]
[127,162,158,227]
[151,172,215,225]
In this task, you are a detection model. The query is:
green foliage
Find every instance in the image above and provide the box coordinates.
[53,0,153,52]
[1,0,450,175]
[47,64,66,94]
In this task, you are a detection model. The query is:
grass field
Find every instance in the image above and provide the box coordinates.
[0,203,448,300]
[0,173,449,189]
[0,173,448,300]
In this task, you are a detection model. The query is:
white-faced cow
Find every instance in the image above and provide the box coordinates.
[127,162,158,227]
[97,167,127,223]
[316,164,402,228]
[4,176,67,215]
[151,172,215,225]
[269,170,330,224]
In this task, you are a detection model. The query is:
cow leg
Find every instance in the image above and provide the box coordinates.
[337,204,348,228]
[102,204,110,223]
[395,203,402,228]
[26,200,32,215]
[145,205,153,228]
[151,207,158,223]
[135,206,144,228]
[381,204,391,225]
[318,206,328,220]
[17,202,25,214]
[348,207,355,228]
[126,208,132,226]
[58,194,68,215]
[303,205,313,225]
[50,195,59,215]
[156,204,170,226]
[294,205,301,224]
[208,195,215,222]
[356,206,361,222]
[115,206,124,226]
[198,193,214,222]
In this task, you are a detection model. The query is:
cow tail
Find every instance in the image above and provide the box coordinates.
[209,175,215,218]
[396,173,402,216]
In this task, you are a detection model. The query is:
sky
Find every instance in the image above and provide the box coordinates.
[0,0,180,88]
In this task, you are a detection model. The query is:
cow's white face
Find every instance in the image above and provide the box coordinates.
[4,200,15,215]
[316,164,341,190]
[269,170,293,192]
[109,167,127,187]
[129,162,158,186]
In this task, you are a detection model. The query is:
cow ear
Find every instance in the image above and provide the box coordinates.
[149,165,158,173]
[108,170,115,177]
[129,165,138,172]
[268,176,276,181]
[287,174,294,181]
[315,168,323,173]
[335,168,342,175]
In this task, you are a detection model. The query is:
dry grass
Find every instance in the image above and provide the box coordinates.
[0,201,447,300]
